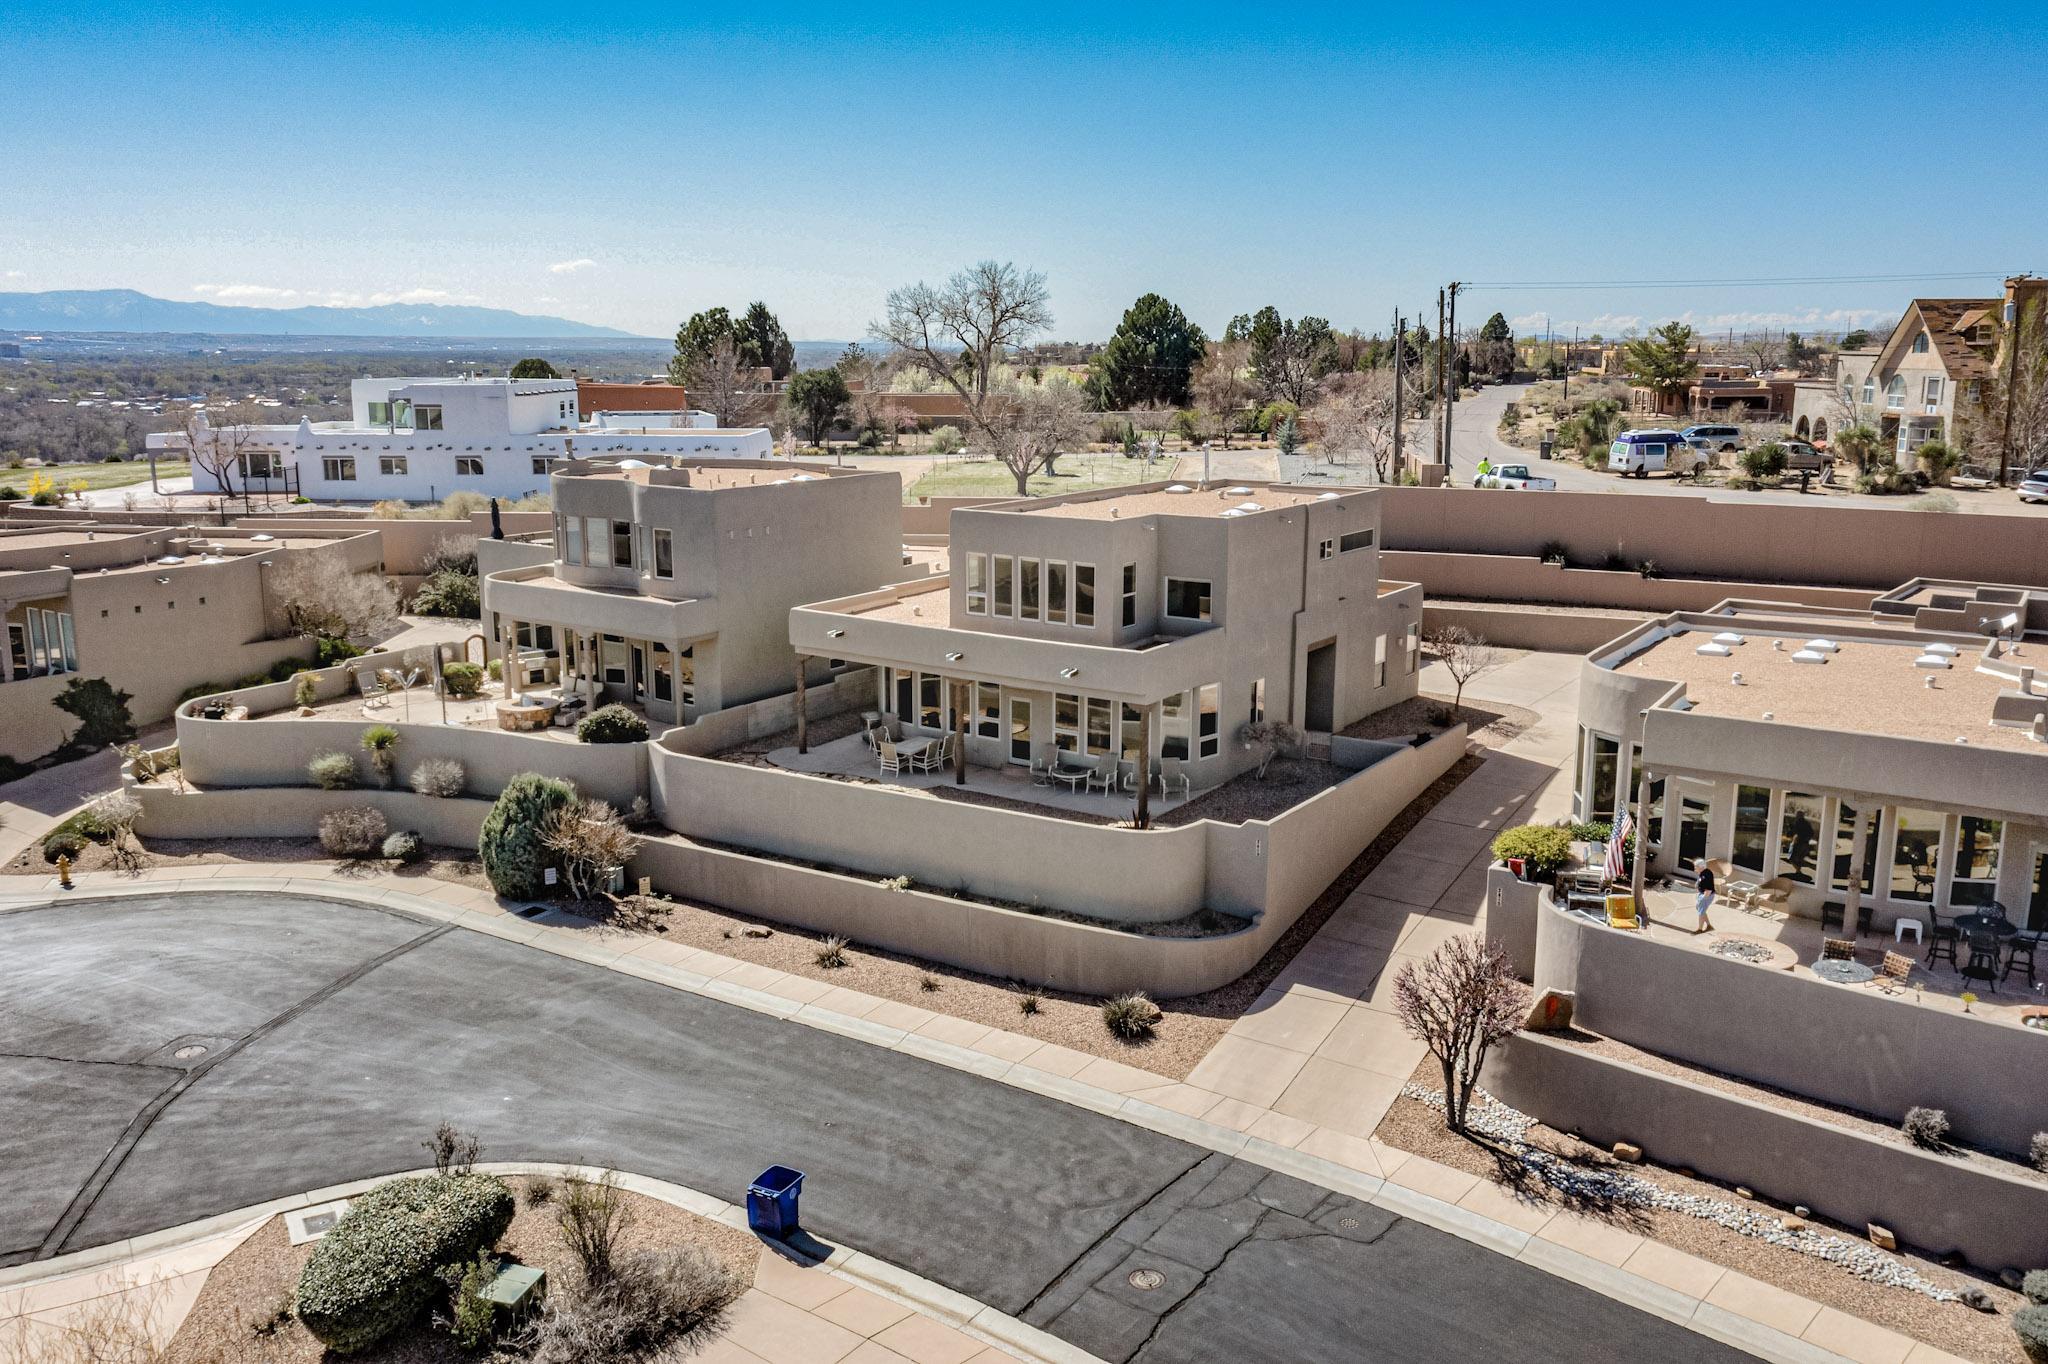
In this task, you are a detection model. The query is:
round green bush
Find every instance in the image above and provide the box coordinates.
[441,662,485,698]
[308,751,357,790]
[479,772,576,899]
[2015,1304,2048,1364]
[41,808,110,863]
[295,1174,514,1354]
[577,703,650,744]
[1490,824,1574,876]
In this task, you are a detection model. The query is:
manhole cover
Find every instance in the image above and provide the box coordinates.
[1338,1216,1360,1229]
[1127,1269,1166,1291]
[173,1045,208,1060]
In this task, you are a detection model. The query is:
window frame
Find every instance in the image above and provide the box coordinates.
[320,455,356,482]
[992,555,1014,616]
[652,527,674,580]
[413,404,445,430]
[1120,563,1137,629]
[378,454,409,477]
[1949,814,2002,907]
[611,520,634,569]
[1338,528,1375,553]
[1018,557,1042,621]
[1046,560,1068,625]
[455,456,484,477]
[1073,563,1095,627]
[1777,790,1824,886]
[964,553,988,615]
[1196,682,1220,758]
[1162,576,1213,622]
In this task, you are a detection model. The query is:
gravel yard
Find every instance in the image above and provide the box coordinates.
[1375,1060,2029,1364]
[162,1176,756,1364]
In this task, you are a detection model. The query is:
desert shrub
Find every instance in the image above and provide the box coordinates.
[382,830,425,864]
[410,756,467,797]
[2016,1305,2048,1364]
[320,805,388,858]
[1491,824,1574,876]
[411,569,480,619]
[440,1251,504,1350]
[487,657,503,680]
[512,1246,742,1364]
[479,773,576,899]
[523,1176,558,1208]
[814,935,850,968]
[1902,1106,1950,1148]
[1599,549,1628,571]
[424,1119,483,1176]
[927,424,964,455]
[421,535,479,577]
[1638,559,1659,579]
[41,807,110,863]
[919,973,942,992]
[1101,992,1162,1041]
[316,636,365,667]
[441,661,485,698]
[1738,442,1788,479]
[1538,540,1568,566]
[2032,1132,2048,1174]
[577,704,649,744]
[119,741,180,783]
[558,1173,630,1289]
[2025,1270,2048,1306]
[308,750,356,789]
[360,724,400,786]
[1017,988,1045,1016]
[294,1173,514,1354]
[293,673,319,707]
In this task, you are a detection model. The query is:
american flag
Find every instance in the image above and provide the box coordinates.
[1605,810,1634,884]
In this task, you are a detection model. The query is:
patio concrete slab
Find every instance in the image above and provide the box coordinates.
[1184,1036,1311,1109]
[1268,1056,1407,1138]
[1224,991,1350,1054]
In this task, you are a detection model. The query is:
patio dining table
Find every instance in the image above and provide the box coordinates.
[1952,911,2019,938]
[1049,761,1092,792]
[1811,958,1876,986]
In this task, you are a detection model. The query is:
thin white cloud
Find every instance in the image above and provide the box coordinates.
[3,269,25,281]
[548,258,597,275]
[193,283,301,302]
[191,284,481,309]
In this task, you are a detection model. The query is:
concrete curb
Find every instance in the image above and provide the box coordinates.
[3,878,1871,1364]
[0,1160,1098,1364]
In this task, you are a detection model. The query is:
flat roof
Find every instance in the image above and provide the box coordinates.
[568,464,852,491]
[842,580,952,627]
[1619,628,2043,753]
[0,529,153,553]
[1007,482,1357,521]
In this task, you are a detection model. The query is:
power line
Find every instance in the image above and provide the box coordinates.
[1465,270,2010,291]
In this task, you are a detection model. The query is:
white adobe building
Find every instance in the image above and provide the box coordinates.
[150,376,774,503]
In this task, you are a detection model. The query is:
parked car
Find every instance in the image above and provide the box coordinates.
[1780,440,1831,473]
[2018,469,2048,504]
[1682,423,1743,454]
[1473,462,1556,491]
[1606,430,1704,479]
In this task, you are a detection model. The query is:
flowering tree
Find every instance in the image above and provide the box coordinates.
[1394,933,1528,1132]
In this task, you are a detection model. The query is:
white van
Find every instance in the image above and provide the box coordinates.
[1607,429,1702,478]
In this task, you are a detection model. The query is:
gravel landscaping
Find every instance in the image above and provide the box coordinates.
[1338,691,1541,752]
[1375,1060,2029,1364]
[162,1176,756,1363]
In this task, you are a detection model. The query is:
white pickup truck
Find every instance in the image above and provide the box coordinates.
[1473,463,1557,491]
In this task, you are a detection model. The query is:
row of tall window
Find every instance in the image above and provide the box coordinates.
[963,553,1098,627]
[317,453,489,482]
[558,516,675,579]
[6,609,77,678]
[882,669,1235,763]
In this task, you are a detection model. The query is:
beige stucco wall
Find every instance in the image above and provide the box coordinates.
[1483,1032,2048,1272]
[1383,551,1878,615]
[131,782,491,846]
[1424,603,1646,653]
[1530,897,2047,1154]
[1379,487,2048,590]
[0,671,81,763]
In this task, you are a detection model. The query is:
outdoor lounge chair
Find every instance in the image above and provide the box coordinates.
[1874,951,1914,990]
[1604,893,1639,930]
[1820,937,1856,961]
[1158,757,1191,800]
[1086,752,1121,794]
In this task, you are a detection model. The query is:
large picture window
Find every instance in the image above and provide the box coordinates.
[1086,697,1113,755]
[1950,815,2002,906]
[1164,577,1212,621]
[976,682,1001,738]
[1778,791,1823,885]
[611,521,634,568]
[1891,807,1943,903]
[1054,692,1081,752]
[1160,691,1191,760]
[653,528,673,579]
[1588,735,1619,822]
[321,456,356,482]
[562,516,582,565]
[1732,784,1770,874]
[918,673,943,729]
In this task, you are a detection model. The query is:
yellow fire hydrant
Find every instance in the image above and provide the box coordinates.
[57,852,73,890]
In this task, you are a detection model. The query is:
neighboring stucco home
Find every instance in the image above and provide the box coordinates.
[1577,579,2048,935]
[479,459,905,727]
[790,480,1424,790]
[150,376,774,504]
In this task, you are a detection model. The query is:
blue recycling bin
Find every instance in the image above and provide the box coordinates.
[746,1165,805,1239]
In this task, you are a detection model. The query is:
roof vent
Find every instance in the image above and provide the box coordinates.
[1925,642,1958,656]
[1696,642,1731,657]
[1315,491,1341,500]
[1730,671,1745,685]
[1713,631,1744,645]
[1914,654,1952,669]
[1804,639,1838,652]
[1165,484,1192,494]
[1790,649,1827,664]
[1226,485,1253,495]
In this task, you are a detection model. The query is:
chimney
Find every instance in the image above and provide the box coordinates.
[2021,665,2037,696]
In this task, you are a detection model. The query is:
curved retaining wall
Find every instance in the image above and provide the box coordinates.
[131,783,492,846]
[1484,1032,2048,1273]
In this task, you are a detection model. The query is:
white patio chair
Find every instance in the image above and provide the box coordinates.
[1159,757,1192,800]
[1087,752,1121,794]
[877,740,904,776]
[1030,750,1055,785]
[909,737,944,774]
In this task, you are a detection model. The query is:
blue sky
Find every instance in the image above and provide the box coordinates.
[3,1,2043,341]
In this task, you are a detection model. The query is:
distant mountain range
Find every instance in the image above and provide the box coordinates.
[0,289,644,339]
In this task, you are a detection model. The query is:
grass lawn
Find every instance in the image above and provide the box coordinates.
[3,459,191,493]
[906,452,1166,501]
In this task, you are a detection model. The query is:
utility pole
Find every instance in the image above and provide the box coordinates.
[1999,288,2024,486]
[1391,307,1404,480]
[1434,288,1447,465]
[1443,282,1462,465]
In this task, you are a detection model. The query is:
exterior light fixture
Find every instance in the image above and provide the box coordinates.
[825,628,845,639]
[945,651,964,662]
[156,576,170,584]
[1059,667,1080,679]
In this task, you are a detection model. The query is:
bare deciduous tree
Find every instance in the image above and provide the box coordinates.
[1964,301,2048,478]
[89,790,145,871]
[540,798,636,901]
[1311,367,1417,482]
[871,260,1054,494]
[839,344,915,448]
[681,337,766,429]
[1424,624,1502,716]
[168,402,272,500]
[1191,340,1252,446]
[1237,720,1305,779]
[1743,333,1786,374]
[1008,377,1092,481]
[1393,933,1528,1132]
[267,554,400,643]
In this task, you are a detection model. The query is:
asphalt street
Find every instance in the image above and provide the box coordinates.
[0,891,1759,1362]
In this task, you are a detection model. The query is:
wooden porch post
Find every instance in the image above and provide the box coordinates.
[794,654,809,754]
[1135,704,1153,829]
[953,680,969,786]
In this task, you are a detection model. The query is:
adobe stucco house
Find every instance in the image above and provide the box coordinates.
[0,521,383,762]
[479,458,906,727]
[1576,581,2048,933]
[791,480,1424,789]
